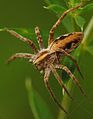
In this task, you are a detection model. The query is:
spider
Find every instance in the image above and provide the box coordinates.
[4,3,85,113]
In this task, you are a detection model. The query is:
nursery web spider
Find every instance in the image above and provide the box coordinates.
[4,3,85,113]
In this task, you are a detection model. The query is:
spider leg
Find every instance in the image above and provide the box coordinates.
[7,53,34,64]
[55,64,86,96]
[35,26,44,50]
[50,64,73,100]
[44,68,67,113]
[48,3,82,45]
[4,28,38,53]
[57,49,84,79]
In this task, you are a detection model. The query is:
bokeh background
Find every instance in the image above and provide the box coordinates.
[0,0,93,119]
[0,0,59,119]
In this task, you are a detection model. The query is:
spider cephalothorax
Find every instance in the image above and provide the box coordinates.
[5,3,85,113]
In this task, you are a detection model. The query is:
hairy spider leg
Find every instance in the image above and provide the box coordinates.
[4,28,38,53]
[35,26,44,50]
[55,64,86,96]
[7,53,34,64]
[57,48,84,79]
[44,68,68,113]
[48,3,82,45]
[50,64,73,99]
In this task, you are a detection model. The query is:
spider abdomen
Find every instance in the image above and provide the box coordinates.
[50,32,83,53]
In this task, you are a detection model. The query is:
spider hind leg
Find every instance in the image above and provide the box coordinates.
[44,68,68,113]
[57,49,84,79]
[50,64,73,100]
[55,64,86,96]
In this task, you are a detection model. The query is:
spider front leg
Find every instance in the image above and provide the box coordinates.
[48,3,82,45]
[55,64,86,96]
[44,68,67,113]
[50,64,73,99]
[35,26,44,50]
[7,53,34,64]
[4,28,38,53]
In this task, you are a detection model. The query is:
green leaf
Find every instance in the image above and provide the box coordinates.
[85,46,93,56]
[63,16,75,32]
[44,0,62,6]
[75,16,86,31]
[80,3,93,14]
[82,16,93,47]
[0,28,5,31]
[44,4,66,16]
[68,0,82,7]
[25,78,53,119]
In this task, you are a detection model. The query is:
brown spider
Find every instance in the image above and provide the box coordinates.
[4,3,85,113]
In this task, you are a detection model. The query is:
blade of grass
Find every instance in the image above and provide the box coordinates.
[82,16,93,46]
[25,78,53,119]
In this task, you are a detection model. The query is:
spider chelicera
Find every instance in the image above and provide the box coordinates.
[4,3,85,113]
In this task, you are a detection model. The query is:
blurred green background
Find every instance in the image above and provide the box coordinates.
[0,0,54,119]
[0,0,93,119]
